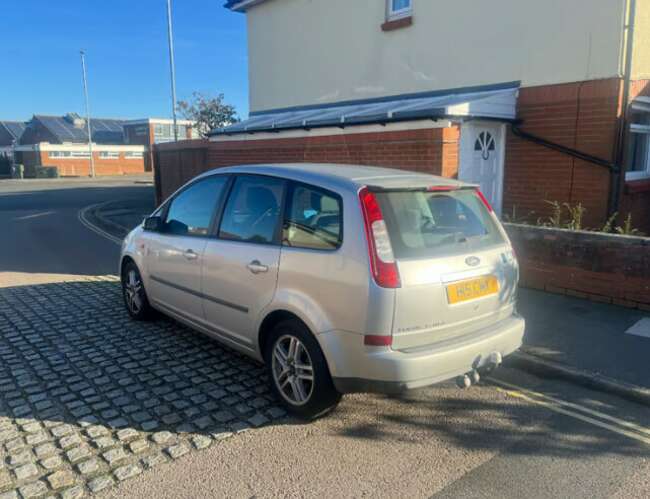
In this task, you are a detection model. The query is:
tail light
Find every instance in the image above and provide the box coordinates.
[475,189,494,213]
[363,335,393,346]
[359,187,401,289]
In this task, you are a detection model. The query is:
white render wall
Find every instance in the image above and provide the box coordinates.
[246,0,627,113]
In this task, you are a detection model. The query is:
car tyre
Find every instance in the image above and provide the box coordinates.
[265,319,342,420]
[121,261,154,321]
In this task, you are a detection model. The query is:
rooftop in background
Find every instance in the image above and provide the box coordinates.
[12,113,198,146]
[0,121,27,141]
[124,118,195,126]
[23,114,126,145]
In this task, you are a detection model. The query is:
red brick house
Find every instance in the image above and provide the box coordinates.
[156,0,650,231]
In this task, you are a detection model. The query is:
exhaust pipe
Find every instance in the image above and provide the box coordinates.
[456,369,481,389]
[456,374,471,389]
[457,352,503,389]
[479,352,503,377]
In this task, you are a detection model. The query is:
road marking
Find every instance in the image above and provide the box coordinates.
[490,378,650,445]
[625,318,650,339]
[493,378,650,437]
[14,211,55,220]
[77,202,123,245]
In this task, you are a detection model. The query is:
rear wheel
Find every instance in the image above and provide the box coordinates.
[121,261,154,321]
[265,319,341,420]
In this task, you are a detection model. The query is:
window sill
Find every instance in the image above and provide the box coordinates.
[625,177,650,194]
[381,15,413,32]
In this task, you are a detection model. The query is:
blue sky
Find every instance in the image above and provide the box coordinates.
[0,0,249,121]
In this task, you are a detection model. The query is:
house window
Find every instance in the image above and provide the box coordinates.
[627,105,650,181]
[387,0,412,19]
[70,151,91,158]
[99,151,120,159]
[49,151,76,158]
[124,151,144,159]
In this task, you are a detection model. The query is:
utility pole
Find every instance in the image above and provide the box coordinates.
[166,0,179,141]
[80,50,95,177]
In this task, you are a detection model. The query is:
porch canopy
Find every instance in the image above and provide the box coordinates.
[210,82,519,137]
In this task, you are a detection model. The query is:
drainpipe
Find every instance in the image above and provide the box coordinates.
[609,0,637,216]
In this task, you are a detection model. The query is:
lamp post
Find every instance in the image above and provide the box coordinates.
[166,0,179,142]
[80,50,95,178]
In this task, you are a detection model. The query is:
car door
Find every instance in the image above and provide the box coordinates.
[201,174,286,350]
[145,174,230,324]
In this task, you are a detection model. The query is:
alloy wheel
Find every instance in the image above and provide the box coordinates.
[124,269,143,315]
[271,334,315,406]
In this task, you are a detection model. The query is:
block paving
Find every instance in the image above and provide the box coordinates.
[0,277,287,497]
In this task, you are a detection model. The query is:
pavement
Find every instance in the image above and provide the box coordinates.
[0,178,648,499]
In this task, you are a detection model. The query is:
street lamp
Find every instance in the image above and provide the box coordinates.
[166,0,179,142]
[80,50,96,178]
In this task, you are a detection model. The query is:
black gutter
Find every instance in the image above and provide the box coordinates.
[510,123,618,172]
[609,0,637,216]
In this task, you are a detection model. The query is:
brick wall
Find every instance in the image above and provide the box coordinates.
[503,79,621,228]
[19,150,147,177]
[506,223,650,310]
[154,127,460,202]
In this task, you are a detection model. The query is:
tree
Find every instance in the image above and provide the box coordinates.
[177,92,239,138]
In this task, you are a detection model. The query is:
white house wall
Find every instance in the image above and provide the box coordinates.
[246,0,626,113]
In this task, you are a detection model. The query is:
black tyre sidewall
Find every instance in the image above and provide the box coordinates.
[265,320,341,420]
[121,262,153,321]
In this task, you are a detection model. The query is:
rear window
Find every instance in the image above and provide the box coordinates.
[376,189,505,259]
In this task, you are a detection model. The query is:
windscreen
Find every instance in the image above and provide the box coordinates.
[376,189,505,259]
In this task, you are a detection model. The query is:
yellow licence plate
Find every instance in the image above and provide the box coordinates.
[446,275,499,304]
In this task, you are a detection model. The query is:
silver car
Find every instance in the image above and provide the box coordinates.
[120,164,524,419]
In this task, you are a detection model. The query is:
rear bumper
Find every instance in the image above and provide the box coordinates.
[319,314,525,395]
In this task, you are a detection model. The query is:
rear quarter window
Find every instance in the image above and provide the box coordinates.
[376,189,504,259]
[282,183,342,250]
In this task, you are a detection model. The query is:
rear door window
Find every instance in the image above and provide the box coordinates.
[218,175,285,244]
[376,189,505,258]
[283,183,342,250]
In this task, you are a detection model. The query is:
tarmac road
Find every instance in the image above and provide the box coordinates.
[0,177,153,281]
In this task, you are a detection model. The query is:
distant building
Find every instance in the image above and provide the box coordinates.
[0,121,27,160]
[7,113,197,177]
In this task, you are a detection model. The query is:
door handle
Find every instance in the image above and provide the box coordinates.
[247,260,269,274]
[183,249,199,260]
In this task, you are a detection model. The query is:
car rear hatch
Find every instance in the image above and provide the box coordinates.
[373,186,518,351]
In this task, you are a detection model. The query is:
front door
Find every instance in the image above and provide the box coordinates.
[145,174,230,323]
[201,174,286,351]
[459,122,505,216]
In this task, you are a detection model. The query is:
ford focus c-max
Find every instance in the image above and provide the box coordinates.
[120,164,525,419]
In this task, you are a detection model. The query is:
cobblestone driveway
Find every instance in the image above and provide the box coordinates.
[0,277,286,498]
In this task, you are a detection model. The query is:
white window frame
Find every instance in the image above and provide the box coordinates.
[124,151,144,159]
[626,100,650,181]
[99,151,120,160]
[626,126,650,181]
[49,151,72,158]
[70,151,91,158]
[387,0,412,20]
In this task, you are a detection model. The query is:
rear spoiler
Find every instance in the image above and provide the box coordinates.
[366,184,479,193]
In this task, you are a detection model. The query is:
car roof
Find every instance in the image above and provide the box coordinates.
[199,163,470,192]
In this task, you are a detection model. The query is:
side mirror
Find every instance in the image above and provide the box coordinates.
[143,216,163,232]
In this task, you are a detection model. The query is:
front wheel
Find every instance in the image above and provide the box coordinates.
[265,320,341,420]
[121,261,154,321]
